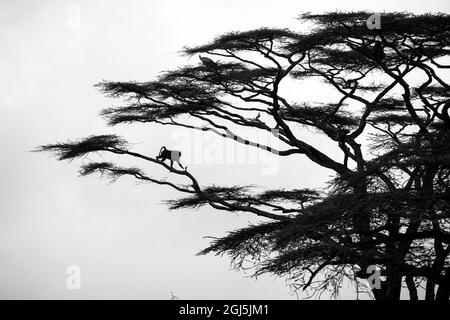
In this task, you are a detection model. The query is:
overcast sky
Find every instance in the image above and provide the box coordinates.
[1,0,449,299]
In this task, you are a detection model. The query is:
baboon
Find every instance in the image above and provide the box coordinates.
[156,146,185,169]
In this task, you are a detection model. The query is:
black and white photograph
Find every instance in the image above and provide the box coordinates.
[1,0,450,311]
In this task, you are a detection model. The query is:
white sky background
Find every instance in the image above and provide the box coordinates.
[0,0,449,299]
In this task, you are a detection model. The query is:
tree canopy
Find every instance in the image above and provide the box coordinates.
[38,12,450,300]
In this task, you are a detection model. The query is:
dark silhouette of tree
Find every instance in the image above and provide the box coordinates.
[37,12,450,300]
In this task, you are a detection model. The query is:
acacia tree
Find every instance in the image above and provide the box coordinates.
[38,12,450,300]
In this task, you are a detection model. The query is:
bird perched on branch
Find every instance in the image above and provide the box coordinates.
[199,55,219,70]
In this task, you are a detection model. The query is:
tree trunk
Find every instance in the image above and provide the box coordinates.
[386,275,402,300]
[371,273,402,300]
[406,275,418,301]
[436,283,450,301]
[436,270,450,301]
[425,279,436,300]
